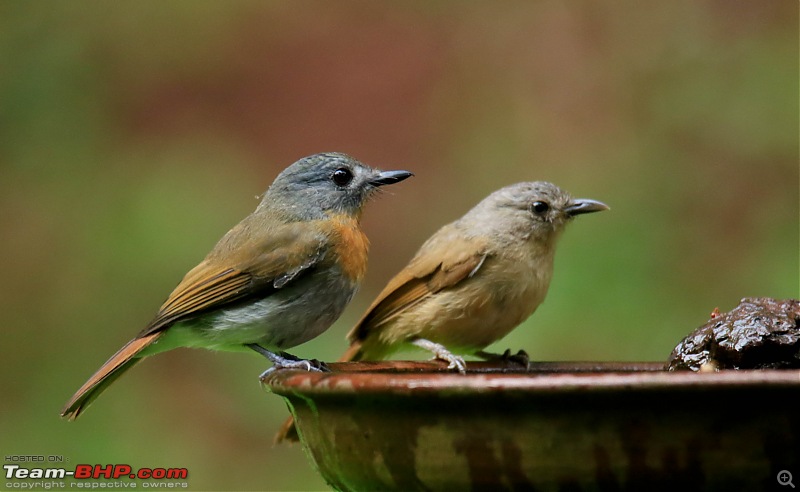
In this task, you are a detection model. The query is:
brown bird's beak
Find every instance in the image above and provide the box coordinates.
[565,199,610,216]
[369,170,414,187]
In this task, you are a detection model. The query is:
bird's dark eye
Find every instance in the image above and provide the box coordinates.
[531,201,550,215]
[331,168,354,187]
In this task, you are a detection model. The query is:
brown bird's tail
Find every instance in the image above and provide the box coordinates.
[61,332,162,420]
[274,341,365,444]
[338,339,366,363]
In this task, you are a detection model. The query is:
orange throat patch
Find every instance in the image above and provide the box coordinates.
[330,216,370,283]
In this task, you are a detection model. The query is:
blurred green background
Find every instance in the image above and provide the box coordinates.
[1,1,797,490]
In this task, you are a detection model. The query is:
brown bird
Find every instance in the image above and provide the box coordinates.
[275,181,608,442]
[61,153,412,420]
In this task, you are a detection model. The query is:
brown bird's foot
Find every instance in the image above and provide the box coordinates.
[476,349,530,368]
[247,344,329,379]
[412,338,467,374]
[275,351,331,372]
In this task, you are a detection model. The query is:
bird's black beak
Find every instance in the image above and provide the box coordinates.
[369,170,414,187]
[565,198,610,216]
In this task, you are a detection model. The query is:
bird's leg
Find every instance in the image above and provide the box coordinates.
[247,344,329,378]
[411,338,466,374]
[475,349,530,367]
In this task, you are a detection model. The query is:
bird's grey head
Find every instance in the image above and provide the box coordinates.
[260,152,413,220]
[465,181,609,244]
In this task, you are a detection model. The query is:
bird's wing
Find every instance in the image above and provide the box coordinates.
[140,220,327,336]
[348,226,488,342]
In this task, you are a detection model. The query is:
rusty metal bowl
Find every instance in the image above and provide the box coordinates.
[263,361,800,491]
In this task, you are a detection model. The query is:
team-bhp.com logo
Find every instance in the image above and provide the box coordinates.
[5,463,188,482]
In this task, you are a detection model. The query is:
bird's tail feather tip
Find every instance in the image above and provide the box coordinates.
[338,341,364,362]
[59,333,159,422]
[274,416,300,444]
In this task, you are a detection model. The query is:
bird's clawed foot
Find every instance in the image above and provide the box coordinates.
[476,349,530,368]
[247,344,330,379]
[412,338,467,374]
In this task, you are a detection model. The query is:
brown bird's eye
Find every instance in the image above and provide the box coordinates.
[531,201,550,215]
[332,168,354,187]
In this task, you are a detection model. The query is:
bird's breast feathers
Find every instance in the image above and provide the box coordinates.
[327,215,370,284]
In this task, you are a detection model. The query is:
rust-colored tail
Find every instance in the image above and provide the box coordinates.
[61,332,162,420]
[273,341,364,444]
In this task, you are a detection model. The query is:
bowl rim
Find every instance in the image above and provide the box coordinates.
[262,361,800,398]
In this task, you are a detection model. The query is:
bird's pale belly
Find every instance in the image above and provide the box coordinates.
[421,288,545,352]
[399,260,552,353]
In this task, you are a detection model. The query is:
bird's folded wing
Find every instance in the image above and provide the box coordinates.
[140,221,327,336]
[348,230,488,342]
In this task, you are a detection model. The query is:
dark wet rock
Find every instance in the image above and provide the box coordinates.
[667,297,800,371]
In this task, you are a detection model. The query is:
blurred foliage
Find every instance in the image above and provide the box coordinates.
[0,1,796,490]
